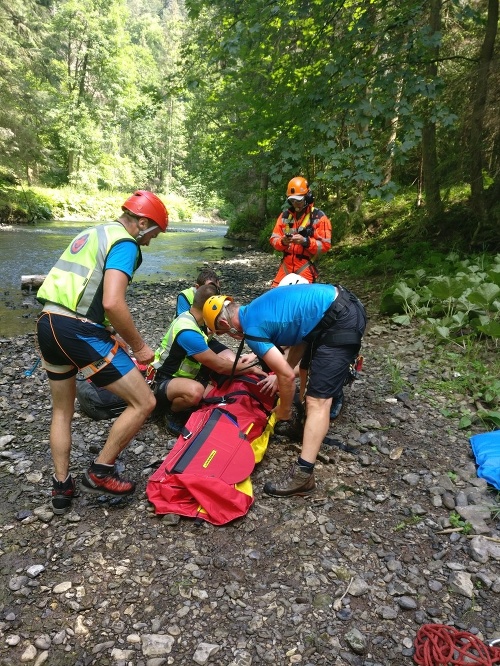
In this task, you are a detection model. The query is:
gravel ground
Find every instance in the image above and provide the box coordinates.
[1,250,500,666]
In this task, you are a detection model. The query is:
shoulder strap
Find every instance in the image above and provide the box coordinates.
[244,333,271,343]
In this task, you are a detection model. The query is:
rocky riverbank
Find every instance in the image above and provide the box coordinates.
[1,251,499,666]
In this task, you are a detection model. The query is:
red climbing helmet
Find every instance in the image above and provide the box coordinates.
[122,191,168,231]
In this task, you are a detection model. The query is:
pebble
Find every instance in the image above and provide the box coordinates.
[1,253,499,666]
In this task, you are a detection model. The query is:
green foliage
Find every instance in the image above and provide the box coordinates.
[0,0,498,250]
[0,185,199,225]
[489,497,500,522]
[449,511,473,535]
[0,186,54,222]
[393,514,424,531]
[257,219,276,252]
[229,204,266,236]
[384,358,408,394]
[419,346,500,431]
[380,252,500,346]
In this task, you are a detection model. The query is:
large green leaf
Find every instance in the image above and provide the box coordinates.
[434,325,451,340]
[467,283,500,308]
[393,282,420,305]
[477,320,500,339]
[487,266,500,287]
[477,411,500,428]
[392,314,411,325]
[427,276,469,300]
[380,291,403,314]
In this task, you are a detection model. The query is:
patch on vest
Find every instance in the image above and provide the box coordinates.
[70,233,89,254]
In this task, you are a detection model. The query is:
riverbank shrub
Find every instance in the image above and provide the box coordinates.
[0,186,203,224]
[0,186,54,223]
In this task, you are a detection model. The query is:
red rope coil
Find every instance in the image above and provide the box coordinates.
[414,624,500,666]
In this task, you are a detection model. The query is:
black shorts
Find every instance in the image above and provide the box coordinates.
[306,343,360,399]
[37,312,135,385]
[301,290,366,399]
[154,374,209,412]
[154,378,174,412]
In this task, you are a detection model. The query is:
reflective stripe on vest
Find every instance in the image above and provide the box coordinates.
[37,222,140,324]
[152,311,208,380]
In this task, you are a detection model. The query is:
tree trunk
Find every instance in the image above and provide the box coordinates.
[258,172,269,220]
[382,79,403,186]
[68,149,75,177]
[470,0,498,245]
[421,0,443,219]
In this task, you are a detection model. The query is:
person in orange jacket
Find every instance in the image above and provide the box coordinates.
[269,176,332,287]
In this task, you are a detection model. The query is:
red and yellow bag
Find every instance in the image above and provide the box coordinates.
[146,374,276,525]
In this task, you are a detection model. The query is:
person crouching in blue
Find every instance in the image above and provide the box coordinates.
[203,283,367,497]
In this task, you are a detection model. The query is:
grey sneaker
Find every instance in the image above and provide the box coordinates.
[263,465,316,497]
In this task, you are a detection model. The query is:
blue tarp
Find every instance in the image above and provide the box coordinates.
[469,430,500,490]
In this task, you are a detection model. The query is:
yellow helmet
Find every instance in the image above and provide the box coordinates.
[203,294,233,332]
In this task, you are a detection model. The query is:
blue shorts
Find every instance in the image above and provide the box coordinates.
[37,312,135,386]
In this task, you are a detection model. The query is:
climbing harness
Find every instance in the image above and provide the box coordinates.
[413,624,500,665]
[76,339,120,381]
[303,285,366,347]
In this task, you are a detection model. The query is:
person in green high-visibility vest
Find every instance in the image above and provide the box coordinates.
[36,190,167,515]
[176,268,220,316]
[152,283,264,436]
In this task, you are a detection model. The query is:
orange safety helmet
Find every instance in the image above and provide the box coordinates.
[122,190,169,231]
[287,176,310,199]
[203,294,233,332]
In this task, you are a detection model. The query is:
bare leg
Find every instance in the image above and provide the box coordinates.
[48,376,77,481]
[166,377,205,413]
[94,367,156,465]
[300,395,332,464]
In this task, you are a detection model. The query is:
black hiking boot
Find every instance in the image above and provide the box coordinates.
[166,417,185,437]
[273,419,303,441]
[51,474,78,514]
[166,408,193,437]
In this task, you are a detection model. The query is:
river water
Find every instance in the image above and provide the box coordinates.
[0,220,247,338]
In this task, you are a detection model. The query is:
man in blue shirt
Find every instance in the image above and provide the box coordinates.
[203,284,366,497]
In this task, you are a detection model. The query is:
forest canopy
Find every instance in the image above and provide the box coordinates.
[0,0,498,246]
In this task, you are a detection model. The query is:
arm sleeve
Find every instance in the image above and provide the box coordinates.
[176,294,190,316]
[269,213,289,252]
[104,241,139,280]
[176,329,210,357]
[302,211,332,258]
